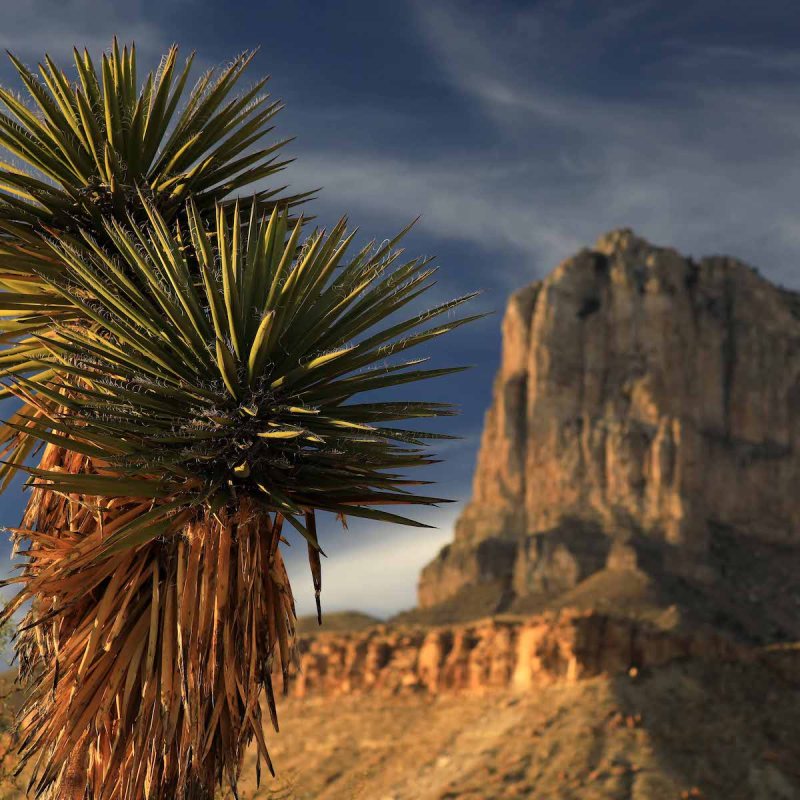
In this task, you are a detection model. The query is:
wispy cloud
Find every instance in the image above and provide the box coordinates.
[291,0,800,289]
[283,153,583,287]
[0,0,166,64]
[661,41,800,76]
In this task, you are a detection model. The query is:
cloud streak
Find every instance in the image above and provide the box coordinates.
[279,0,800,290]
[283,152,584,287]
[0,1,165,61]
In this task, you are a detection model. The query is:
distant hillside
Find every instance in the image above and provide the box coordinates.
[1,610,798,799]
[295,610,380,635]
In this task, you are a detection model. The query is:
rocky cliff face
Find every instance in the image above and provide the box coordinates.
[287,611,748,697]
[417,229,800,640]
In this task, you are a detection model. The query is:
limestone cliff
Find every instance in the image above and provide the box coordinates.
[417,229,800,640]
[287,611,749,697]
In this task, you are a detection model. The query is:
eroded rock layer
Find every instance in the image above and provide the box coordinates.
[285,611,778,698]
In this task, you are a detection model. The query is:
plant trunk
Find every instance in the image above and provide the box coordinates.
[4,444,297,798]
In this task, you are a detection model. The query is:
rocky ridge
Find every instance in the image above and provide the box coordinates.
[284,610,797,699]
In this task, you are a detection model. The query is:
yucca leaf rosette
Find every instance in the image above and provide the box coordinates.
[0,199,478,797]
[0,40,309,486]
[0,40,302,231]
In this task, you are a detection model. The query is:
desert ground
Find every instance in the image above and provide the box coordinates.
[1,632,797,800]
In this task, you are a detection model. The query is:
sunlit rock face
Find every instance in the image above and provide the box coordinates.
[418,229,800,638]
[284,611,748,697]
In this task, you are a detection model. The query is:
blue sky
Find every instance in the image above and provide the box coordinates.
[2,0,800,619]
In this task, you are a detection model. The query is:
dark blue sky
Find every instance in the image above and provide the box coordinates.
[2,0,800,617]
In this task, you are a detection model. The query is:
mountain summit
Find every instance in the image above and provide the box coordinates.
[416,229,800,641]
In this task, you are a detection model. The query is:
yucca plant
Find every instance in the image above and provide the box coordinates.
[0,42,475,800]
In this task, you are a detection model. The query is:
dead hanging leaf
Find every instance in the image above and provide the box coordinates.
[5,480,296,799]
[305,510,323,625]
